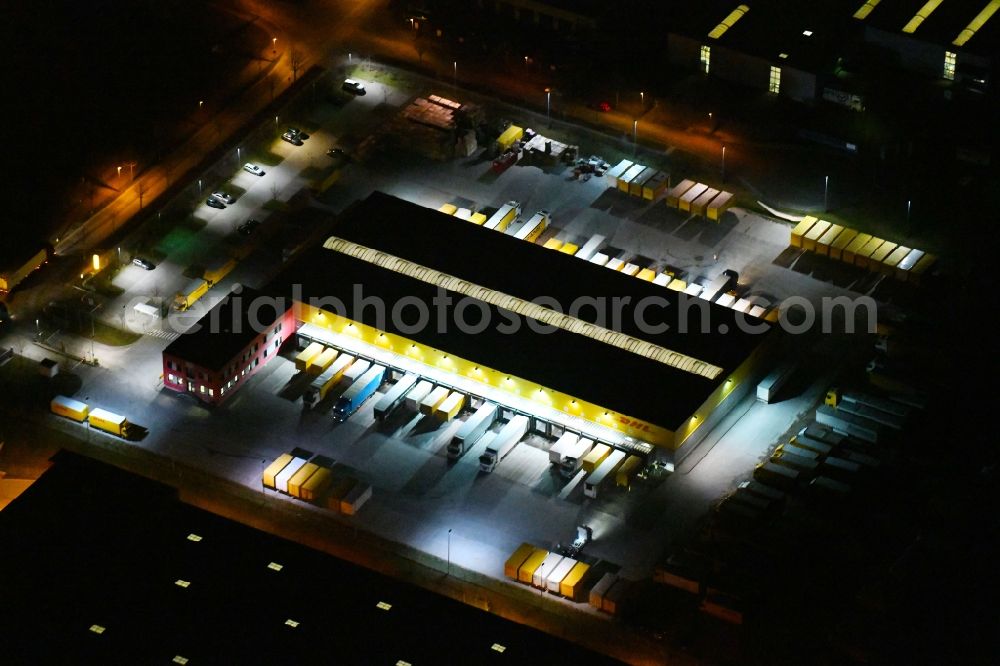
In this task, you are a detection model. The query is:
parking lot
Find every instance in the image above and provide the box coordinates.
[4,63,872,600]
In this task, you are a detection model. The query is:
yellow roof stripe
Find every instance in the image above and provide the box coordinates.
[322,236,725,381]
[853,0,881,20]
[708,5,750,40]
[903,0,944,33]
[953,0,1000,45]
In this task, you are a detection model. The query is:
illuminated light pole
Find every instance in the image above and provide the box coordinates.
[348,52,352,64]
[236,147,241,163]
[824,175,829,212]
[199,100,203,109]
[722,144,726,181]
[640,90,644,106]
[907,199,912,224]
[447,529,452,576]
[117,165,122,182]
[633,119,638,154]
[524,55,529,71]
[545,88,551,122]
[272,37,277,53]
[198,179,202,194]
[453,60,457,88]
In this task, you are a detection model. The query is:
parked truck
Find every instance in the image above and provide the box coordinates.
[756,360,797,403]
[448,402,497,460]
[419,386,450,416]
[287,462,320,498]
[304,354,355,408]
[584,449,627,498]
[546,557,579,593]
[274,457,309,494]
[816,404,882,444]
[174,278,209,311]
[87,408,135,439]
[483,201,521,232]
[308,347,338,375]
[203,257,237,286]
[559,561,592,600]
[581,443,611,474]
[298,466,333,502]
[559,437,595,477]
[479,415,529,472]
[434,391,465,421]
[332,366,385,422]
[589,573,619,609]
[504,543,537,580]
[294,342,324,372]
[513,211,549,242]
[548,432,580,465]
[753,461,800,489]
[373,373,418,421]
[342,358,372,383]
[51,395,89,422]
[262,453,293,490]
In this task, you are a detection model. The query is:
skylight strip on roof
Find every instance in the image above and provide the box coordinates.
[322,237,725,380]
[902,0,944,33]
[853,0,881,20]
[953,0,1000,45]
[707,4,750,40]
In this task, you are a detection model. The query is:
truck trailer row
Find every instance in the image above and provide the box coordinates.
[50,395,137,439]
[502,542,596,602]
[262,453,372,514]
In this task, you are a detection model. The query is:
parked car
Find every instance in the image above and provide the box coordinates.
[243,163,265,176]
[212,192,235,204]
[326,147,346,159]
[342,79,366,95]
[206,196,226,209]
[238,219,260,236]
[281,131,303,146]
[132,257,156,271]
[286,127,308,140]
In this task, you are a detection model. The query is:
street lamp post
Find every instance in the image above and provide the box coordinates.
[545,89,551,122]
[640,90,644,106]
[447,529,452,576]
[722,145,726,181]
[633,119,638,154]
[824,175,829,212]
[237,147,241,163]
[907,199,912,224]
[117,165,122,182]
[453,61,457,88]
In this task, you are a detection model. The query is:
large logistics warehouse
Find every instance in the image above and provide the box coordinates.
[259,192,775,464]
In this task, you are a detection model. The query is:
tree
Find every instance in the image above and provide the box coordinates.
[291,49,303,83]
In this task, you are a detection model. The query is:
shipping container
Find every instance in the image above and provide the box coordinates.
[738,479,786,503]
[789,434,834,457]
[700,271,737,303]
[581,443,611,474]
[665,179,696,208]
[621,263,641,276]
[584,449,627,498]
[789,216,819,247]
[629,167,656,196]
[802,219,832,252]
[636,268,656,281]
[438,203,458,215]
[274,457,309,494]
[558,242,579,255]
[691,187,721,217]
[618,163,646,192]
[605,257,625,271]
[373,373,419,421]
[546,557,579,593]
[836,399,905,431]
[821,456,862,481]
[602,579,630,615]
[678,183,709,212]
[560,562,592,600]
[513,211,549,242]
[504,543,537,580]
[881,245,911,275]
[434,391,465,421]
[479,415,529,472]
[643,171,670,200]
[841,232,873,264]
[483,201,521,232]
[754,461,800,489]
[324,476,358,512]
[308,348,338,375]
[342,358,372,383]
[867,241,898,272]
[262,454,293,489]
[895,248,924,281]
[340,481,372,515]
[815,224,845,256]
[287,462,320,498]
[87,408,134,438]
[469,211,488,225]
[299,466,333,502]
[907,252,936,285]
[756,359,796,403]
[853,237,886,269]
[772,449,820,475]
[589,252,609,266]
[615,455,643,489]
[518,549,549,584]
[575,235,606,261]
[548,431,580,464]
[51,395,89,422]
[203,258,237,286]
[420,386,450,416]
[653,272,671,286]
[778,442,819,460]
[404,380,434,412]
[542,238,564,250]
[453,207,472,220]
[448,402,497,459]
[816,404,881,443]
[604,159,633,187]
[294,342,324,372]
[841,390,911,419]
[668,279,688,291]
[532,552,564,588]
[828,228,859,260]
[589,573,618,609]
[802,424,846,448]
[809,475,852,500]
[707,191,734,221]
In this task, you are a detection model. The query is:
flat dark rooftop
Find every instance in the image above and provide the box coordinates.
[164,285,281,370]
[267,192,770,430]
[0,451,618,664]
